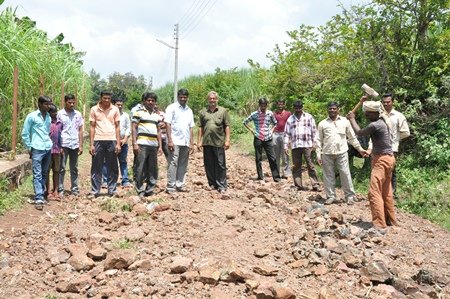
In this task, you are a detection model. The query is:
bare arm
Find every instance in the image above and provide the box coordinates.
[78,124,84,155]
[197,127,204,150]
[166,122,174,151]
[224,125,230,150]
[132,122,139,154]
[114,120,121,154]
[89,121,96,155]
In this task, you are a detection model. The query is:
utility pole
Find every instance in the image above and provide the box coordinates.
[157,24,179,102]
[147,76,153,91]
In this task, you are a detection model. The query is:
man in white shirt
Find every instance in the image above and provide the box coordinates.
[114,98,132,188]
[165,88,195,193]
[317,102,368,205]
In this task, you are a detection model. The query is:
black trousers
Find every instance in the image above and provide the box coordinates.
[203,145,227,191]
[253,137,280,181]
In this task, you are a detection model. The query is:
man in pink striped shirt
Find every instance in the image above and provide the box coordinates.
[284,100,320,191]
[243,98,281,182]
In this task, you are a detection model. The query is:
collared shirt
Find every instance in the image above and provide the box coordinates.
[274,110,292,133]
[49,119,63,154]
[243,109,277,141]
[387,109,410,152]
[199,106,231,147]
[132,105,159,147]
[316,115,363,157]
[156,110,167,139]
[21,109,52,151]
[165,102,195,146]
[89,104,120,141]
[119,111,131,139]
[284,112,317,149]
[57,108,84,149]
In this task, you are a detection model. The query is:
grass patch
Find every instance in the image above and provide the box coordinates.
[0,175,34,215]
[113,239,135,249]
[100,198,132,213]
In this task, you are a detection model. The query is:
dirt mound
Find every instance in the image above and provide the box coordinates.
[0,149,449,298]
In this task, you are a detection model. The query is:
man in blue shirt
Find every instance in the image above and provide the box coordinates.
[21,95,53,210]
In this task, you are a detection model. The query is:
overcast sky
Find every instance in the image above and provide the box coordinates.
[3,0,359,88]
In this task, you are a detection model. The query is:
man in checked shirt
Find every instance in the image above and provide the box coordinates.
[243,98,281,182]
[284,100,321,191]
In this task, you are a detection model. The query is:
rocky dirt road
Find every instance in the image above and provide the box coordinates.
[0,148,449,298]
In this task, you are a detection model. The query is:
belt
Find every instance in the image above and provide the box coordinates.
[373,153,394,157]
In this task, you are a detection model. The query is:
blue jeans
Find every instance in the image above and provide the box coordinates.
[102,143,130,186]
[31,149,51,201]
[118,143,130,185]
[59,147,80,194]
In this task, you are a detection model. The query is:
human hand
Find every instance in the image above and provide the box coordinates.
[347,111,356,120]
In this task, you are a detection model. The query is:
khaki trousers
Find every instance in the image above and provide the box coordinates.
[368,154,397,228]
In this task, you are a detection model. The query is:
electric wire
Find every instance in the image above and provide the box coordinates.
[179,0,211,32]
[182,0,218,39]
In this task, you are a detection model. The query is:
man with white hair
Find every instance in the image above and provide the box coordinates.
[347,97,397,231]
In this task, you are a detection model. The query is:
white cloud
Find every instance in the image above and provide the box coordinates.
[2,0,359,88]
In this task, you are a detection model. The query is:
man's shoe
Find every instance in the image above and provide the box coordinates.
[274,178,281,182]
[122,183,133,189]
[108,192,122,198]
[34,200,44,210]
[176,187,190,192]
[87,193,99,200]
[325,197,337,205]
[166,189,176,194]
[346,197,355,205]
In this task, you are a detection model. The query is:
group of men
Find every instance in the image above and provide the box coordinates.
[22,89,409,232]
[243,94,409,231]
[22,94,84,210]
[89,88,230,198]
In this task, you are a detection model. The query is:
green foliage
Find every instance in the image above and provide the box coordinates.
[154,68,265,118]
[0,176,32,215]
[396,157,450,229]
[100,198,132,213]
[0,7,91,152]
[113,239,135,249]
[88,70,148,109]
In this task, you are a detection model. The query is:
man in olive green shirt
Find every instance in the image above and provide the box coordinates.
[197,91,231,193]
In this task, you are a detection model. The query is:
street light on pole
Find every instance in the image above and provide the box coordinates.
[156,24,179,103]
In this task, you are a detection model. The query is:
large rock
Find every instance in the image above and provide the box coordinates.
[170,256,193,274]
[87,247,107,261]
[361,260,393,283]
[274,287,296,299]
[253,264,279,276]
[103,249,137,270]
[198,266,222,284]
[67,255,95,272]
[56,274,95,293]
[125,228,146,241]
[254,281,275,298]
